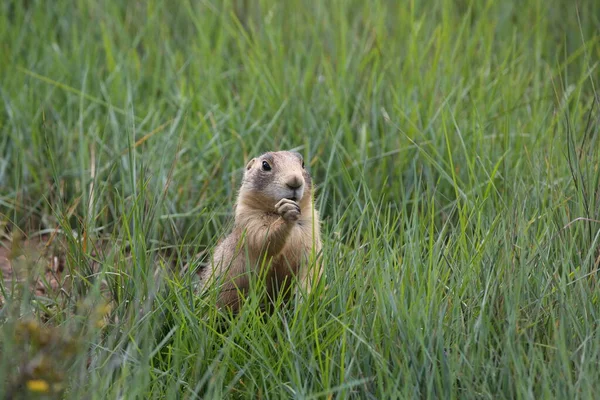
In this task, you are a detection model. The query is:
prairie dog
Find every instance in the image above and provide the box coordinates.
[200,150,323,312]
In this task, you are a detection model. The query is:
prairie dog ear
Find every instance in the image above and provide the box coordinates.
[245,158,256,170]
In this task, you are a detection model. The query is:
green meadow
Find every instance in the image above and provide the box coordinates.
[1,0,600,398]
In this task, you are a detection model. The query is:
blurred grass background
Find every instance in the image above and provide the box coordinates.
[1,0,600,398]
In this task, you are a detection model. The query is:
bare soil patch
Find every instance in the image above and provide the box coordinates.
[0,234,71,305]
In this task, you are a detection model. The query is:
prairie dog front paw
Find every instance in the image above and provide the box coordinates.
[275,198,301,222]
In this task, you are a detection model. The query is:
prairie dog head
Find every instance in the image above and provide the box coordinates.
[239,151,312,210]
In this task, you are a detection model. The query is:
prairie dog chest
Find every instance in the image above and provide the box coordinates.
[277,222,314,258]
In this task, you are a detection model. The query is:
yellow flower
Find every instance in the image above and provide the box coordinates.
[27,379,50,393]
[97,302,112,316]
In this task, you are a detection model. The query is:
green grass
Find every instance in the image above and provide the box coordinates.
[1,0,600,398]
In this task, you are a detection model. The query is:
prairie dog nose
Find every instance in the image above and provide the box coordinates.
[286,175,303,189]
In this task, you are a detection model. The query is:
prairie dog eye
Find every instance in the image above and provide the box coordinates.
[262,161,272,171]
[301,160,305,169]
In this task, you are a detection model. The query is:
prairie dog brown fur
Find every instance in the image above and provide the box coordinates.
[200,150,323,312]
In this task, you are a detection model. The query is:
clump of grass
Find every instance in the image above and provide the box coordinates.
[1,0,600,397]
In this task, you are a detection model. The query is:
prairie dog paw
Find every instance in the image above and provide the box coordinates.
[275,198,301,222]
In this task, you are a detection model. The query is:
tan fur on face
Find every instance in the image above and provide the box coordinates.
[199,151,323,312]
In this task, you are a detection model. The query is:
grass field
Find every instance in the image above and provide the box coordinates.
[1,0,600,398]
